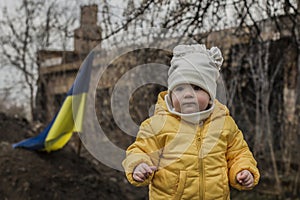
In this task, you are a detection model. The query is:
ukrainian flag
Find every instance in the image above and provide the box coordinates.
[12,52,94,152]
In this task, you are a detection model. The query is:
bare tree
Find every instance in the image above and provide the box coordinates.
[0,0,77,119]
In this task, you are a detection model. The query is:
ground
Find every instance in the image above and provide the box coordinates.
[0,112,288,200]
[0,113,148,200]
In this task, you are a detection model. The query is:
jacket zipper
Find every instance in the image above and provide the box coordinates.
[199,158,204,200]
[197,124,204,200]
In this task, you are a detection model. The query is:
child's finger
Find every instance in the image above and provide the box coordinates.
[146,166,157,174]
[149,166,157,172]
[236,172,243,182]
[243,179,253,188]
[138,163,151,174]
[237,171,248,184]
[239,170,248,179]
[143,165,152,173]
[133,173,145,182]
[138,166,148,174]
[142,165,156,174]
[245,174,254,186]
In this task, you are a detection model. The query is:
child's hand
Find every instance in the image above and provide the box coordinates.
[236,169,254,188]
[133,163,157,182]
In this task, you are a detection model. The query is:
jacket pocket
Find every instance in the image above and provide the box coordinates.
[150,169,187,200]
[151,168,177,198]
[173,170,187,200]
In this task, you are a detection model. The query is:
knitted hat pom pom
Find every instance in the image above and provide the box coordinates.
[207,47,223,70]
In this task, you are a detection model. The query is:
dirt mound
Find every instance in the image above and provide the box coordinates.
[0,113,273,200]
[0,113,147,200]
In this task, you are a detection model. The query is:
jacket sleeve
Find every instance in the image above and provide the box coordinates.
[122,117,162,187]
[226,116,260,190]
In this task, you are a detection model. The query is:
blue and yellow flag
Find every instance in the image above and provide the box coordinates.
[12,52,94,152]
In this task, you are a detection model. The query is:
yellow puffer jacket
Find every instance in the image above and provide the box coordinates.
[123,91,260,200]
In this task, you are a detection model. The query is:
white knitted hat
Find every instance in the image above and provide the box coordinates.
[168,44,223,101]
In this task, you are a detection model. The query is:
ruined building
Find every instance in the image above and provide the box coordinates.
[36,5,101,121]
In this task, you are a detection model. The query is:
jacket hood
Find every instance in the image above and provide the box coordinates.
[153,91,229,124]
[153,91,171,116]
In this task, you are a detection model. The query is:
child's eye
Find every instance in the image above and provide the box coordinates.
[192,85,202,91]
[174,86,184,92]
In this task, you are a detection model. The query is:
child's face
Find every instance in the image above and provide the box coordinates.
[171,84,210,114]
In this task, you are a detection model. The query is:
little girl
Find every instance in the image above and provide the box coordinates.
[123,44,260,199]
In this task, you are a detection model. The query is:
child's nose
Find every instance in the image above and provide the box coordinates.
[183,88,194,97]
